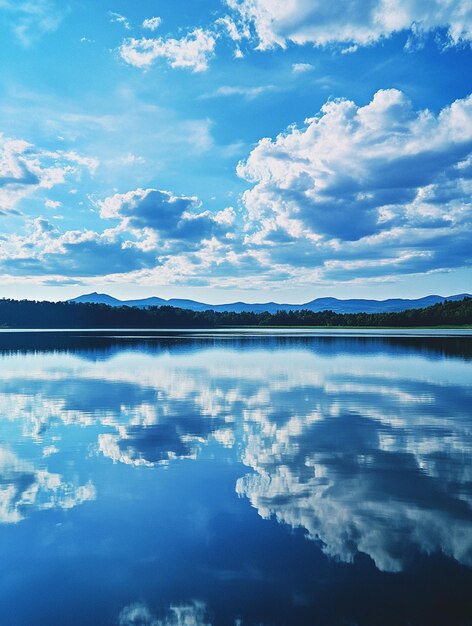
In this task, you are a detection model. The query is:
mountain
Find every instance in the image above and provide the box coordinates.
[70,292,124,306]
[67,292,472,314]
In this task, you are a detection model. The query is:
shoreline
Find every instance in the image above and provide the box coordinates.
[0,326,471,333]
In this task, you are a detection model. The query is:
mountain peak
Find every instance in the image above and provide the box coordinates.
[66,292,472,314]
[68,292,123,305]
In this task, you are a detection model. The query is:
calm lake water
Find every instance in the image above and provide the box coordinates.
[0,331,471,626]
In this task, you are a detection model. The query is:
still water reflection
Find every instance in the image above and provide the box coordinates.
[0,332,471,625]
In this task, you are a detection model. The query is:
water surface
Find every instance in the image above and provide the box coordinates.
[0,331,471,625]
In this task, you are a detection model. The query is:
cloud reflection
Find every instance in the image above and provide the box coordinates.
[0,445,95,524]
[0,342,470,571]
[118,601,211,626]
[237,371,472,571]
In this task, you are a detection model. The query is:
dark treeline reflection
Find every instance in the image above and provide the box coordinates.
[0,335,471,625]
[0,330,472,361]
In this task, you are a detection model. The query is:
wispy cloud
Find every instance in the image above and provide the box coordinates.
[202,84,278,99]
[0,0,64,46]
[0,133,98,213]
[109,11,131,30]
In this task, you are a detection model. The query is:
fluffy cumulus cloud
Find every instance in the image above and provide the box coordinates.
[142,17,162,32]
[3,92,472,288]
[98,187,236,267]
[119,28,216,71]
[238,89,472,281]
[0,143,239,280]
[0,217,157,278]
[99,188,229,242]
[225,0,472,50]
[115,1,471,72]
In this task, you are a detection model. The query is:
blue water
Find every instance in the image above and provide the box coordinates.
[0,331,471,625]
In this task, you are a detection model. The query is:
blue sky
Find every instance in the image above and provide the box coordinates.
[0,0,471,303]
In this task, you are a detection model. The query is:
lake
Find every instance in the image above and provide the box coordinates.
[0,330,471,625]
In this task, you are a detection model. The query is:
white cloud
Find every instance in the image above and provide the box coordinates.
[0,180,237,282]
[0,216,158,278]
[215,15,245,41]
[0,129,224,287]
[60,150,99,173]
[142,16,161,31]
[341,44,359,54]
[119,28,216,72]
[5,87,471,288]
[45,199,61,209]
[237,90,472,280]
[292,62,315,73]
[43,445,59,457]
[225,0,472,49]
[99,187,233,248]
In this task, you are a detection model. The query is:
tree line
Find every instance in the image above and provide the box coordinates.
[0,296,470,328]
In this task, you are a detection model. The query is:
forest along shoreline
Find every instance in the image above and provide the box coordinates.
[0,297,471,329]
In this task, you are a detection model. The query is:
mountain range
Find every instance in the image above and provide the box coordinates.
[67,292,472,314]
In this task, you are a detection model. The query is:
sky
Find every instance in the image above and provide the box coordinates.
[0,0,471,304]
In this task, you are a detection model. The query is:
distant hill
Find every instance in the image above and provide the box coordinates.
[68,292,472,314]
[71,293,167,307]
